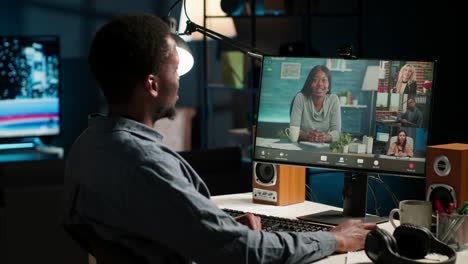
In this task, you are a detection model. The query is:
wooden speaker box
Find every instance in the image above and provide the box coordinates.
[426,143,468,209]
[252,162,305,206]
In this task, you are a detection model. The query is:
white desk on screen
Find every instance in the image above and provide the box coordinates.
[211,192,468,264]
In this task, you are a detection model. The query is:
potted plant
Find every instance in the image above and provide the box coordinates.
[338,90,348,105]
[330,133,357,153]
[275,129,288,139]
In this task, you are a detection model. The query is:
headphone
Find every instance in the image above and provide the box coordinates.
[365,224,456,264]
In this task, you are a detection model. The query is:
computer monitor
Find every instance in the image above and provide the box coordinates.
[0,36,61,145]
[253,56,436,225]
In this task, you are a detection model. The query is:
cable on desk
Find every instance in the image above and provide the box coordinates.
[367,182,381,216]
[305,183,318,202]
[368,174,399,209]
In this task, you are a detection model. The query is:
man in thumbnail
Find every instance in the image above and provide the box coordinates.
[290,65,341,143]
[397,97,423,127]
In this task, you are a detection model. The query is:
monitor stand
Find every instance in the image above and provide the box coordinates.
[298,172,388,226]
[0,137,43,151]
[0,137,63,156]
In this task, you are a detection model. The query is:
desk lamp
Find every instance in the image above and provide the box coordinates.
[164,16,194,76]
[165,0,266,76]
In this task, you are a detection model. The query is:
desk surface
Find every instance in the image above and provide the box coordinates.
[212,192,468,264]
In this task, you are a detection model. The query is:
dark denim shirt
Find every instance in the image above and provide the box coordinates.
[63,114,336,264]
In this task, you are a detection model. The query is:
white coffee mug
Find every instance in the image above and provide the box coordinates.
[389,200,433,230]
[285,126,300,142]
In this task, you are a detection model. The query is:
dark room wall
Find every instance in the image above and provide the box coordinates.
[0,0,20,34]
[360,1,463,144]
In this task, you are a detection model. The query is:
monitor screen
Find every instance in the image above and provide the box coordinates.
[254,56,436,177]
[0,36,60,139]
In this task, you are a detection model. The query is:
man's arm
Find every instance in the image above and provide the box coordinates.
[414,109,423,127]
[396,111,407,123]
[236,215,377,253]
[400,109,423,127]
[127,162,337,264]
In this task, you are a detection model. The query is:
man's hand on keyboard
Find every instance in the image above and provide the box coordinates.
[330,219,377,253]
[234,213,262,231]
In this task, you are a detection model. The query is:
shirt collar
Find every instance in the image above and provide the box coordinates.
[87,113,163,142]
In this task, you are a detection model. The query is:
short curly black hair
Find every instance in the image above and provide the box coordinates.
[89,13,170,104]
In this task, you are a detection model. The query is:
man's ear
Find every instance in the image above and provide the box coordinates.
[145,74,159,98]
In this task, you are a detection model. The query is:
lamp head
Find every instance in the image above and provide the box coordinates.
[163,16,194,76]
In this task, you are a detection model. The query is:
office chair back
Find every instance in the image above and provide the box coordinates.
[179,146,251,195]
[64,224,148,264]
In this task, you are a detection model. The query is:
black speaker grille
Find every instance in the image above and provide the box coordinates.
[255,163,275,184]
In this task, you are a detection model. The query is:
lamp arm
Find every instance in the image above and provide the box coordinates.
[184,21,264,59]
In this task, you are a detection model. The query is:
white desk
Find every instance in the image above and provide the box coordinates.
[212,192,468,264]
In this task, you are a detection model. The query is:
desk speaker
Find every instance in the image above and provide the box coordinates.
[426,143,468,209]
[252,162,305,206]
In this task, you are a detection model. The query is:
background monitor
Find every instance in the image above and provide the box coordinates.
[253,56,436,224]
[0,36,61,141]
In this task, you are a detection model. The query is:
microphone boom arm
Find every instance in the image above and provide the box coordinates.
[184,20,264,60]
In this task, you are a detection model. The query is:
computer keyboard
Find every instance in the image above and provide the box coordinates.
[222,208,333,232]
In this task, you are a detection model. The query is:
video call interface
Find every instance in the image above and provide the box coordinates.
[0,36,60,138]
[254,56,435,176]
